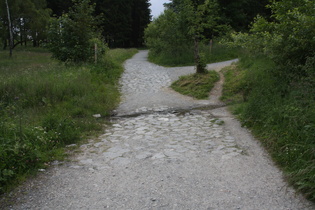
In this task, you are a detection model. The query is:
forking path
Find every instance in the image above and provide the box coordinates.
[2,51,313,209]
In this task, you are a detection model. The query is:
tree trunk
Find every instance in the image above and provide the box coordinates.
[5,0,13,57]
[20,18,23,46]
[24,23,27,46]
[194,37,206,74]
[3,39,7,50]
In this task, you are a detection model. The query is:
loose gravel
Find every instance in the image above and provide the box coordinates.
[1,51,313,210]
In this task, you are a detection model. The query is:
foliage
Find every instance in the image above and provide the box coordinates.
[46,0,151,48]
[171,70,219,99]
[147,41,240,67]
[217,0,270,31]
[0,47,138,194]
[223,56,315,201]
[47,0,105,63]
[221,64,247,104]
[94,0,151,48]
[0,0,51,49]
[145,0,231,72]
[46,0,73,16]
[145,9,192,64]
[229,0,315,79]
[223,0,315,201]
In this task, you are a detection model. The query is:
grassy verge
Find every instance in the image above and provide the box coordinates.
[222,56,315,201]
[0,48,137,193]
[148,42,240,67]
[171,71,219,99]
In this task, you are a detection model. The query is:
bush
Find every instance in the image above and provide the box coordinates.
[47,0,106,63]
[222,56,315,201]
[225,1,315,199]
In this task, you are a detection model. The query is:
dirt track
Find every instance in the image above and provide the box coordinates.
[1,51,313,209]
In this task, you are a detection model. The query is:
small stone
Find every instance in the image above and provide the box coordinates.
[51,160,60,166]
[158,118,169,121]
[69,165,81,169]
[66,144,77,148]
[93,114,101,118]
[38,169,46,172]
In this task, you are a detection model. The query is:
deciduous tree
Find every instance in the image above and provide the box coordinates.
[47,0,106,62]
[146,0,227,73]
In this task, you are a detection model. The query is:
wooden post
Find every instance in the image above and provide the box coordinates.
[94,43,97,64]
[5,0,13,57]
[209,39,213,54]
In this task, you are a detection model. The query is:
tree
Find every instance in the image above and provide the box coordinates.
[217,0,270,31]
[231,0,315,78]
[181,0,225,73]
[146,0,227,73]
[46,0,73,16]
[5,0,13,56]
[93,0,151,48]
[0,0,51,49]
[47,0,106,62]
[20,0,51,47]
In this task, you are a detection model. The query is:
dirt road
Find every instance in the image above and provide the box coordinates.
[2,51,313,209]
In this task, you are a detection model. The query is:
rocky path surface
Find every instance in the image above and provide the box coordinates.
[2,51,313,209]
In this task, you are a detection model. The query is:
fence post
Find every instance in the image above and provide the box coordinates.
[94,43,98,64]
[209,39,213,54]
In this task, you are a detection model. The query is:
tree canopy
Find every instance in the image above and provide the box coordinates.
[0,0,51,48]
[1,0,151,54]
[145,0,229,73]
[93,0,151,48]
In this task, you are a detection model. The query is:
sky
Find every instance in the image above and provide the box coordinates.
[149,0,171,19]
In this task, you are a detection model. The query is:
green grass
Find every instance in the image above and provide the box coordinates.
[0,47,138,193]
[171,71,220,99]
[222,56,315,202]
[148,42,241,67]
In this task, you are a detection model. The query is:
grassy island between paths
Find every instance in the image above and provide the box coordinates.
[171,70,220,99]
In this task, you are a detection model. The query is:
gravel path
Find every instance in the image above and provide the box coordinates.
[1,51,313,209]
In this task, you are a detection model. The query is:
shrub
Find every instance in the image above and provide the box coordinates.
[222,56,315,201]
[47,0,106,63]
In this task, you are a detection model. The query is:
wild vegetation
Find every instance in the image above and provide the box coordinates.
[144,0,268,70]
[147,0,315,201]
[222,0,315,201]
[147,41,240,68]
[1,0,314,203]
[0,0,145,194]
[145,0,230,72]
[1,0,151,54]
[0,47,137,193]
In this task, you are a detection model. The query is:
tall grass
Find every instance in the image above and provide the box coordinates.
[222,56,315,201]
[0,48,137,193]
[148,41,240,67]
